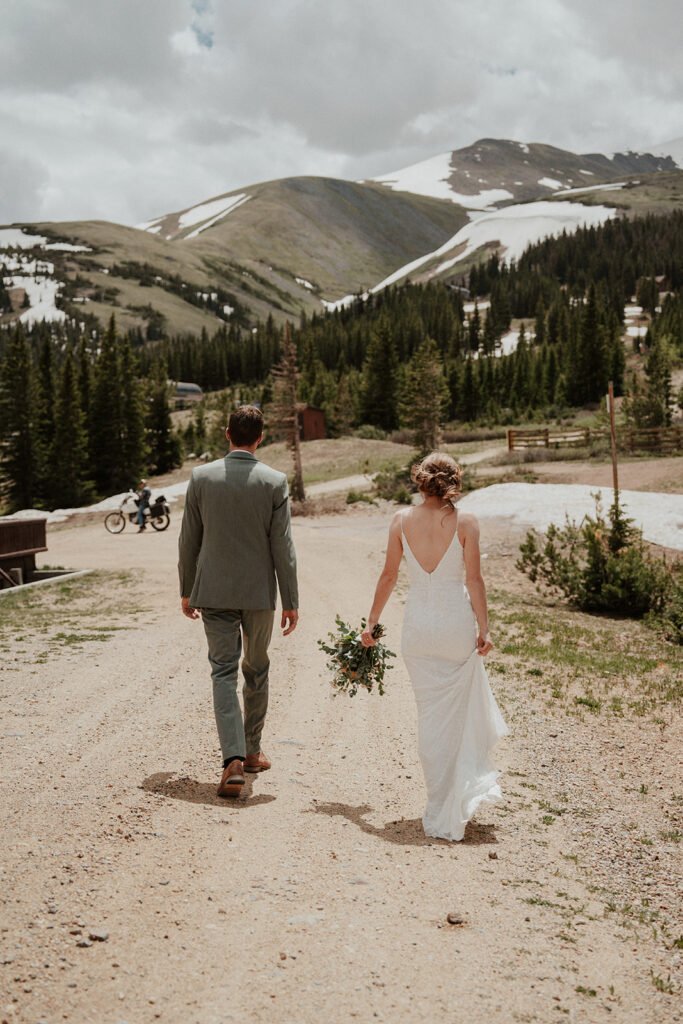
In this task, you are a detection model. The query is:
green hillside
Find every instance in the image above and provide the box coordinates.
[1,179,466,338]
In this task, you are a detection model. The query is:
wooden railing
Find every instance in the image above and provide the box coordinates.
[507,425,682,454]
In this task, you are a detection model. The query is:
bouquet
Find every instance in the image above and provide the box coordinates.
[317,615,396,697]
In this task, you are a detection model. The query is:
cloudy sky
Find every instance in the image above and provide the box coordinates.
[1,0,681,225]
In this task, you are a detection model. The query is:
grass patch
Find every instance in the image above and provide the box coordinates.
[650,971,675,994]
[491,598,682,718]
[0,571,140,643]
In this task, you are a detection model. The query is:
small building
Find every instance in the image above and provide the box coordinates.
[297,404,325,441]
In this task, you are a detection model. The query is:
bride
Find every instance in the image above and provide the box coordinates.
[361,452,508,841]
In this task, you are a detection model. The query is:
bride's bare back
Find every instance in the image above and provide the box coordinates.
[400,503,462,574]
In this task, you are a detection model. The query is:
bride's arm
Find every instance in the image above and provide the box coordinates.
[460,513,493,656]
[360,513,403,647]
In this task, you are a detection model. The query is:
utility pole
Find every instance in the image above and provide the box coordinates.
[607,380,619,495]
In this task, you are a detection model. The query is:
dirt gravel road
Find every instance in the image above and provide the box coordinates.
[1,505,680,1024]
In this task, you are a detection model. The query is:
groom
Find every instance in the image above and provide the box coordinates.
[178,404,299,797]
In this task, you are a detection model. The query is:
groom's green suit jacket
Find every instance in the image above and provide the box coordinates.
[178,451,299,611]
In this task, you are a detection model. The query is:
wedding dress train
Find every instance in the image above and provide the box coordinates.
[401,515,508,841]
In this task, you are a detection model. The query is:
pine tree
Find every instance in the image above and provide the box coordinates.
[194,402,207,452]
[399,337,448,452]
[270,323,305,501]
[77,337,93,447]
[605,311,626,395]
[460,358,481,422]
[119,333,147,488]
[34,336,55,503]
[145,359,181,474]
[0,326,37,511]
[90,316,145,494]
[447,359,463,420]
[577,284,608,403]
[90,316,123,493]
[333,368,354,436]
[636,276,658,316]
[534,299,546,347]
[359,315,399,430]
[50,350,94,508]
[482,311,497,356]
[644,335,673,425]
[468,304,481,352]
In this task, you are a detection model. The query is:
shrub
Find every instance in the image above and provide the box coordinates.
[652,571,683,644]
[516,493,675,625]
[374,463,416,504]
[354,424,387,441]
[346,490,376,505]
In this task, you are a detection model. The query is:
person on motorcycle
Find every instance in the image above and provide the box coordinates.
[137,479,151,532]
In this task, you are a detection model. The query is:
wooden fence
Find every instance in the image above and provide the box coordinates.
[507,425,682,454]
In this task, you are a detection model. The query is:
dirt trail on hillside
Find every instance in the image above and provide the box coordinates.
[1,507,680,1024]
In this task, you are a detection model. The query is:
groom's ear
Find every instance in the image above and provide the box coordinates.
[225,428,230,442]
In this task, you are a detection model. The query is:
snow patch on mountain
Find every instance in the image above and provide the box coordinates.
[322,200,615,311]
[555,182,626,196]
[179,193,250,238]
[370,153,513,209]
[431,200,614,275]
[0,228,90,252]
[538,177,564,189]
[1,254,66,326]
[370,152,455,202]
[137,193,251,240]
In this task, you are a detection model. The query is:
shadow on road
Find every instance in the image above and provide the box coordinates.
[140,771,276,808]
[309,801,499,846]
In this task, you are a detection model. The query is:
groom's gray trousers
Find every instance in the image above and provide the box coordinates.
[201,608,275,761]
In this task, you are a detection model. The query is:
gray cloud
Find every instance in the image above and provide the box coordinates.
[0,149,49,222]
[0,0,681,224]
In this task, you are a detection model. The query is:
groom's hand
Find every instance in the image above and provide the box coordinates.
[281,609,298,635]
[181,597,201,620]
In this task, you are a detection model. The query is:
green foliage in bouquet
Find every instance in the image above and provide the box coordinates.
[516,493,676,630]
[317,615,396,696]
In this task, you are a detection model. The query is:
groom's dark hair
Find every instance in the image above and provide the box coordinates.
[228,404,264,447]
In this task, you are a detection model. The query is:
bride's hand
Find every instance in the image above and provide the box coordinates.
[361,621,378,647]
[477,631,493,656]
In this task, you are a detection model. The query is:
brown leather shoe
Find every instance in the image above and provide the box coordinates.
[244,750,271,773]
[216,759,245,797]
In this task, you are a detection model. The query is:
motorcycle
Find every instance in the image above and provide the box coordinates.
[104,490,171,533]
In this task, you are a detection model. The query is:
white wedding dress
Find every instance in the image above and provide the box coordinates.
[400,513,508,841]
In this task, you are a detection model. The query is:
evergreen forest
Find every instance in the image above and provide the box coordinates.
[1,210,681,513]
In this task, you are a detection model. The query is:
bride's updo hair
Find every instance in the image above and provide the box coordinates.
[411,451,462,506]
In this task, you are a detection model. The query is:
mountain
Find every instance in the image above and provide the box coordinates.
[647,136,683,167]
[367,138,678,208]
[2,139,682,337]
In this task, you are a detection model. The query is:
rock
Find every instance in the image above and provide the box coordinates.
[446,911,466,925]
[89,929,109,942]
[76,938,92,947]
[488,851,498,860]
